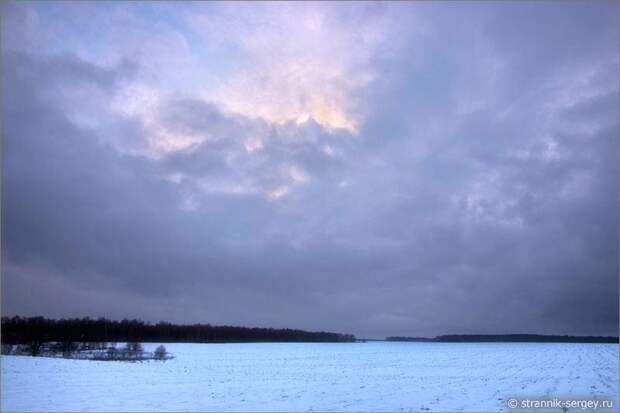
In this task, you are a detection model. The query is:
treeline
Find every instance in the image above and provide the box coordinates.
[385,336,434,342]
[386,334,619,343]
[1,316,356,344]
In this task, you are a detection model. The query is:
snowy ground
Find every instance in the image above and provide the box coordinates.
[1,342,618,412]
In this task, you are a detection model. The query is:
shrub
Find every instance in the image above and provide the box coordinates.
[106,347,118,359]
[1,344,13,355]
[153,345,167,360]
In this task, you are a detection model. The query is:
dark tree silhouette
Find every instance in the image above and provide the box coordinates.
[125,342,143,358]
[386,334,618,343]
[1,316,356,344]
[26,340,43,356]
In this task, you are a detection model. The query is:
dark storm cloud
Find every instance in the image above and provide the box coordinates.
[1,2,618,337]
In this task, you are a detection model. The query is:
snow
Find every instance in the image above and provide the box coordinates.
[1,342,618,412]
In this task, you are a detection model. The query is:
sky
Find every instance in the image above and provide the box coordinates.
[1,1,618,338]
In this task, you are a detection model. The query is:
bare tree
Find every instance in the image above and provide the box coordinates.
[61,340,78,358]
[125,342,143,359]
[26,341,43,356]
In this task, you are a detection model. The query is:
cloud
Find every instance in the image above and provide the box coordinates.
[1,1,618,338]
[188,2,407,133]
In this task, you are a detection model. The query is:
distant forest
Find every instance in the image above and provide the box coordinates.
[1,316,356,344]
[386,334,619,343]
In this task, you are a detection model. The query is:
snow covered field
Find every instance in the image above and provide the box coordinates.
[1,342,618,412]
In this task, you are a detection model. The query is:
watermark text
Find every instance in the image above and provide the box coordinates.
[506,397,614,410]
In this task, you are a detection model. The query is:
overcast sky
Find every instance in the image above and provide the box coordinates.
[1,1,618,338]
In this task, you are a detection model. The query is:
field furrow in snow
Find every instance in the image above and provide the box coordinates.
[1,342,618,412]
